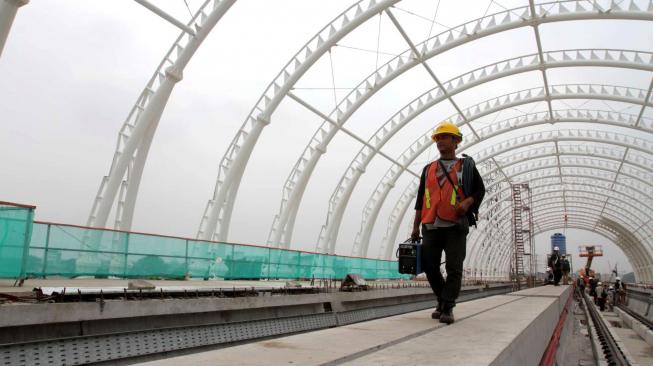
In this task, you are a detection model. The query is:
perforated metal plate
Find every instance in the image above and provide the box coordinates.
[1,313,336,366]
[1,287,511,365]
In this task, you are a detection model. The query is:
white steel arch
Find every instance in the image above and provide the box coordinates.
[443,160,653,273]
[313,49,653,255]
[471,163,653,273]
[473,199,652,282]
[460,141,653,281]
[88,0,235,231]
[460,175,652,278]
[197,0,401,241]
[381,120,653,261]
[481,206,652,280]
[537,222,651,280]
[444,135,653,236]
[380,131,653,278]
[202,0,653,244]
[486,205,653,282]
[357,87,653,257]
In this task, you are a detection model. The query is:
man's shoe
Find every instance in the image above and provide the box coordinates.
[431,308,441,319]
[439,311,454,324]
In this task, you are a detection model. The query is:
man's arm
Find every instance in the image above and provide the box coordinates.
[411,210,421,242]
[470,164,485,210]
[457,162,485,217]
[411,165,427,241]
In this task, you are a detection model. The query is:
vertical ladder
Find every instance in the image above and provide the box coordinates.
[512,184,526,290]
[525,186,535,282]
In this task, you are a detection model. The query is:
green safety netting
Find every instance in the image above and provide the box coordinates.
[0,203,35,279]
[24,222,407,280]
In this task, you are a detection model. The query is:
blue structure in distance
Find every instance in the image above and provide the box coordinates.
[551,233,567,255]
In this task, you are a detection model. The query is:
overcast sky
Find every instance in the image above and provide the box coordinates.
[2,0,652,275]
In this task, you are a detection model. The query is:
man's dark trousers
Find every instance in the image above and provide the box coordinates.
[553,268,562,285]
[421,223,468,311]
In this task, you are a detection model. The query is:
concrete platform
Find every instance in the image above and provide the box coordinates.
[136,285,572,366]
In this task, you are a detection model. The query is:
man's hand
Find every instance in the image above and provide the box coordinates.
[455,197,474,216]
[411,227,420,242]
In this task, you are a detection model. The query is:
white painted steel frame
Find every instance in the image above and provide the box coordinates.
[197,0,402,242]
[384,129,653,280]
[78,0,653,280]
[411,155,653,280]
[202,0,653,246]
[370,86,653,259]
[292,31,653,254]
[351,82,653,257]
[88,0,235,231]
[463,152,653,281]
[472,202,652,281]
[318,48,653,257]
[438,136,653,264]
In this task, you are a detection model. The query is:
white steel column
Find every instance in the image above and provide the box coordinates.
[0,0,28,58]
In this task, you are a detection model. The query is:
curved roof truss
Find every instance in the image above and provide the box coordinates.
[198,0,653,250]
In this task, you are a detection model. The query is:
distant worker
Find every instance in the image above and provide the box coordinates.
[597,282,607,311]
[619,281,627,305]
[589,277,598,304]
[577,276,585,293]
[411,121,485,325]
[607,285,616,311]
[547,246,563,286]
[561,255,571,285]
[614,277,623,305]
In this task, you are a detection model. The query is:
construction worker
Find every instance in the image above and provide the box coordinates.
[547,247,563,286]
[589,277,598,303]
[614,277,622,305]
[597,282,607,311]
[561,255,571,285]
[577,276,585,292]
[607,285,616,311]
[618,279,627,305]
[411,121,485,324]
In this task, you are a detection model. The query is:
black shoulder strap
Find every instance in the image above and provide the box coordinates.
[437,159,459,189]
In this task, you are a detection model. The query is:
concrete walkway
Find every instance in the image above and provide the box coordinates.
[136,286,571,366]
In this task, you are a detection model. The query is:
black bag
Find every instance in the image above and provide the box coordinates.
[397,238,422,275]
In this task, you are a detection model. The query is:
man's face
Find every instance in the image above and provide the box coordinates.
[435,134,459,153]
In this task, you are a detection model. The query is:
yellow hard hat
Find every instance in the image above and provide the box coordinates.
[431,121,463,141]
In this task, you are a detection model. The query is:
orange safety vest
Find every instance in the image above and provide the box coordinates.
[421,159,466,224]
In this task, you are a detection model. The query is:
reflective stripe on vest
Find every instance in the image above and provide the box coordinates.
[421,159,466,224]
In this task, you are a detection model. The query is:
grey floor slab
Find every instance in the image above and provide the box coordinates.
[135,295,524,366]
[343,295,558,366]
